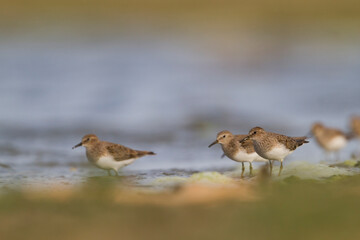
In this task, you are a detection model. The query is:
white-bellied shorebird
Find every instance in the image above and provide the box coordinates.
[72,134,155,176]
[240,127,308,176]
[208,130,268,177]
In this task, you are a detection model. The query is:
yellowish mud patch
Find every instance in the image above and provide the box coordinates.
[273,161,355,180]
[153,171,236,187]
[227,161,357,180]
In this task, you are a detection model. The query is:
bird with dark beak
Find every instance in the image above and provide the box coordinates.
[208,130,267,177]
[72,142,82,149]
[72,134,155,176]
[239,127,308,176]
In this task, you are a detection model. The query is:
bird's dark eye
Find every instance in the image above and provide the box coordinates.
[223,135,226,138]
[87,138,90,141]
[253,131,257,134]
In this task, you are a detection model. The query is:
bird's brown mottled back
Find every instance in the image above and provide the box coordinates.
[311,122,349,152]
[76,134,155,162]
[275,135,309,151]
[236,135,256,154]
[105,142,155,161]
[312,123,346,140]
[311,122,349,149]
[246,127,308,151]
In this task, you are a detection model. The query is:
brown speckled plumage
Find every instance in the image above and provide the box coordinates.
[80,134,155,163]
[240,127,308,176]
[311,122,348,151]
[350,116,360,137]
[213,131,255,159]
[246,127,308,152]
[73,134,155,175]
[208,130,267,163]
[208,130,267,176]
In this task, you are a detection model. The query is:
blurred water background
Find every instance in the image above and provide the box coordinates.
[0,0,360,187]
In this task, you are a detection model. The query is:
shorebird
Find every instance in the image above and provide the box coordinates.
[350,116,360,158]
[240,127,308,176]
[350,116,360,139]
[72,134,155,176]
[208,130,268,177]
[311,122,350,161]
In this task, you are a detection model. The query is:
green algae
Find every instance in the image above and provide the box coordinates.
[275,161,355,180]
[152,171,235,187]
[3,174,360,240]
[330,159,360,168]
[187,172,234,184]
[152,161,359,188]
[152,176,188,186]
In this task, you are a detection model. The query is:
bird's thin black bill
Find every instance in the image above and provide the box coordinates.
[72,142,82,149]
[208,140,218,148]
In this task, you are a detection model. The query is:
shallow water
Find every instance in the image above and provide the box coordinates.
[1,158,359,190]
[1,28,360,188]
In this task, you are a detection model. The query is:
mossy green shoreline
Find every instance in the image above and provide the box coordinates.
[1,161,360,240]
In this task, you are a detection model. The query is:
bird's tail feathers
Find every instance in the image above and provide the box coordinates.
[135,150,156,157]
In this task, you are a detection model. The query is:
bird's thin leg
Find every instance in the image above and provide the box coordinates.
[355,144,360,159]
[241,162,245,178]
[269,160,273,176]
[107,170,112,176]
[351,144,359,159]
[335,151,341,162]
[249,162,253,176]
[324,151,330,162]
[278,161,283,176]
[114,169,119,177]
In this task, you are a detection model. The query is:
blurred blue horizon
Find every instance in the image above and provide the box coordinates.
[1,30,360,133]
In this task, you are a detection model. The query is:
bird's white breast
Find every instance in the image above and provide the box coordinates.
[232,150,262,163]
[253,154,269,162]
[96,156,136,171]
[263,144,293,162]
[327,136,347,151]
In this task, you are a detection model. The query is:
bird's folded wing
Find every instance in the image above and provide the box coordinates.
[235,134,255,153]
[325,129,346,139]
[275,135,298,151]
[106,144,138,161]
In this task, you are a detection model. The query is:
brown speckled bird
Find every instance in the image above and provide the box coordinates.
[350,116,360,157]
[350,116,360,139]
[311,122,352,161]
[311,123,349,152]
[240,127,308,176]
[72,134,155,176]
[208,130,267,177]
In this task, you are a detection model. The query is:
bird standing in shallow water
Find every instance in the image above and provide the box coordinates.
[311,122,351,161]
[72,134,155,176]
[208,130,268,177]
[350,116,360,139]
[240,127,308,176]
[350,116,360,157]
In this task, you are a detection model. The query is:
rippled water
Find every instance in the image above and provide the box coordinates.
[1,31,360,188]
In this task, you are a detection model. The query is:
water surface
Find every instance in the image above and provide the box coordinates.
[1,29,360,188]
